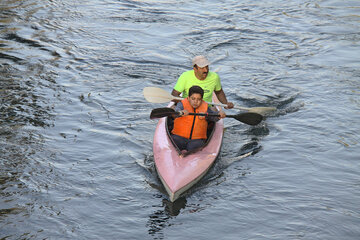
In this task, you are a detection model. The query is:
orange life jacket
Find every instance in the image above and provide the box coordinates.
[172,98,208,140]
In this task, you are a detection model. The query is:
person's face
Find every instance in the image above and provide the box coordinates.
[188,93,203,109]
[194,65,209,80]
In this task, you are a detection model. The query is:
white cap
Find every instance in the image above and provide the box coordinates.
[192,55,210,68]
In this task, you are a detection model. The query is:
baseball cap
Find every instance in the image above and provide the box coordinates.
[192,55,210,68]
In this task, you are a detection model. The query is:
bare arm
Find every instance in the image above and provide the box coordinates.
[171,89,182,103]
[214,89,234,109]
[207,107,226,122]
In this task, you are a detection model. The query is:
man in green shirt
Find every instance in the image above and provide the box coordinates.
[171,55,234,109]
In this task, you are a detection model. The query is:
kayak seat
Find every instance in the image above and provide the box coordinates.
[167,116,174,133]
[166,116,216,155]
[206,120,215,139]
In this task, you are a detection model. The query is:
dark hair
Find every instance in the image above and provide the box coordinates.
[188,85,204,98]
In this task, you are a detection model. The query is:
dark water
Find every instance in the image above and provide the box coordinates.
[1,0,359,239]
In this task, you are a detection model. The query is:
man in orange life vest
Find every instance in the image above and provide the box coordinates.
[171,85,226,151]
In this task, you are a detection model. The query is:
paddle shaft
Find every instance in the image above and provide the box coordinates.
[150,107,262,125]
[189,112,262,125]
[178,98,251,111]
[188,112,227,117]
[207,102,250,111]
[188,112,252,120]
[175,96,275,114]
[168,94,246,110]
[144,87,258,111]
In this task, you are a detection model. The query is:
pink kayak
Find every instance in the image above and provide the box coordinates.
[153,94,224,202]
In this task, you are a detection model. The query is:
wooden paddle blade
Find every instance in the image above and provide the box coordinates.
[150,107,177,119]
[248,107,276,115]
[229,112,263,125]
[143,87,173,103]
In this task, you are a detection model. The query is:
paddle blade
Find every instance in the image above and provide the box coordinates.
[150,108,176,119]
[230,112,263,126]
[143,87,174,103]
[247,107,276,115]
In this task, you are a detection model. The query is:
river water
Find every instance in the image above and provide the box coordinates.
[1,0,359,239]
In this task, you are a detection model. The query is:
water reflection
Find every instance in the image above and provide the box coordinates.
[147,196,189,239]
[0,64,53,238]
[0,1,58,238]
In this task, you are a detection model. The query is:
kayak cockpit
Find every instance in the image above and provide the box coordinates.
[165,116,216,157]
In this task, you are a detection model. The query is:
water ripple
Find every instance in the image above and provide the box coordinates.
[1,0,360,239]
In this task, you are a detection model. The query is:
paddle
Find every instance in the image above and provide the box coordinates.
[150,107,263,126]
[143,87,276,115]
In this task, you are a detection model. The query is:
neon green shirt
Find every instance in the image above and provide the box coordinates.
[173,70,222,103]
